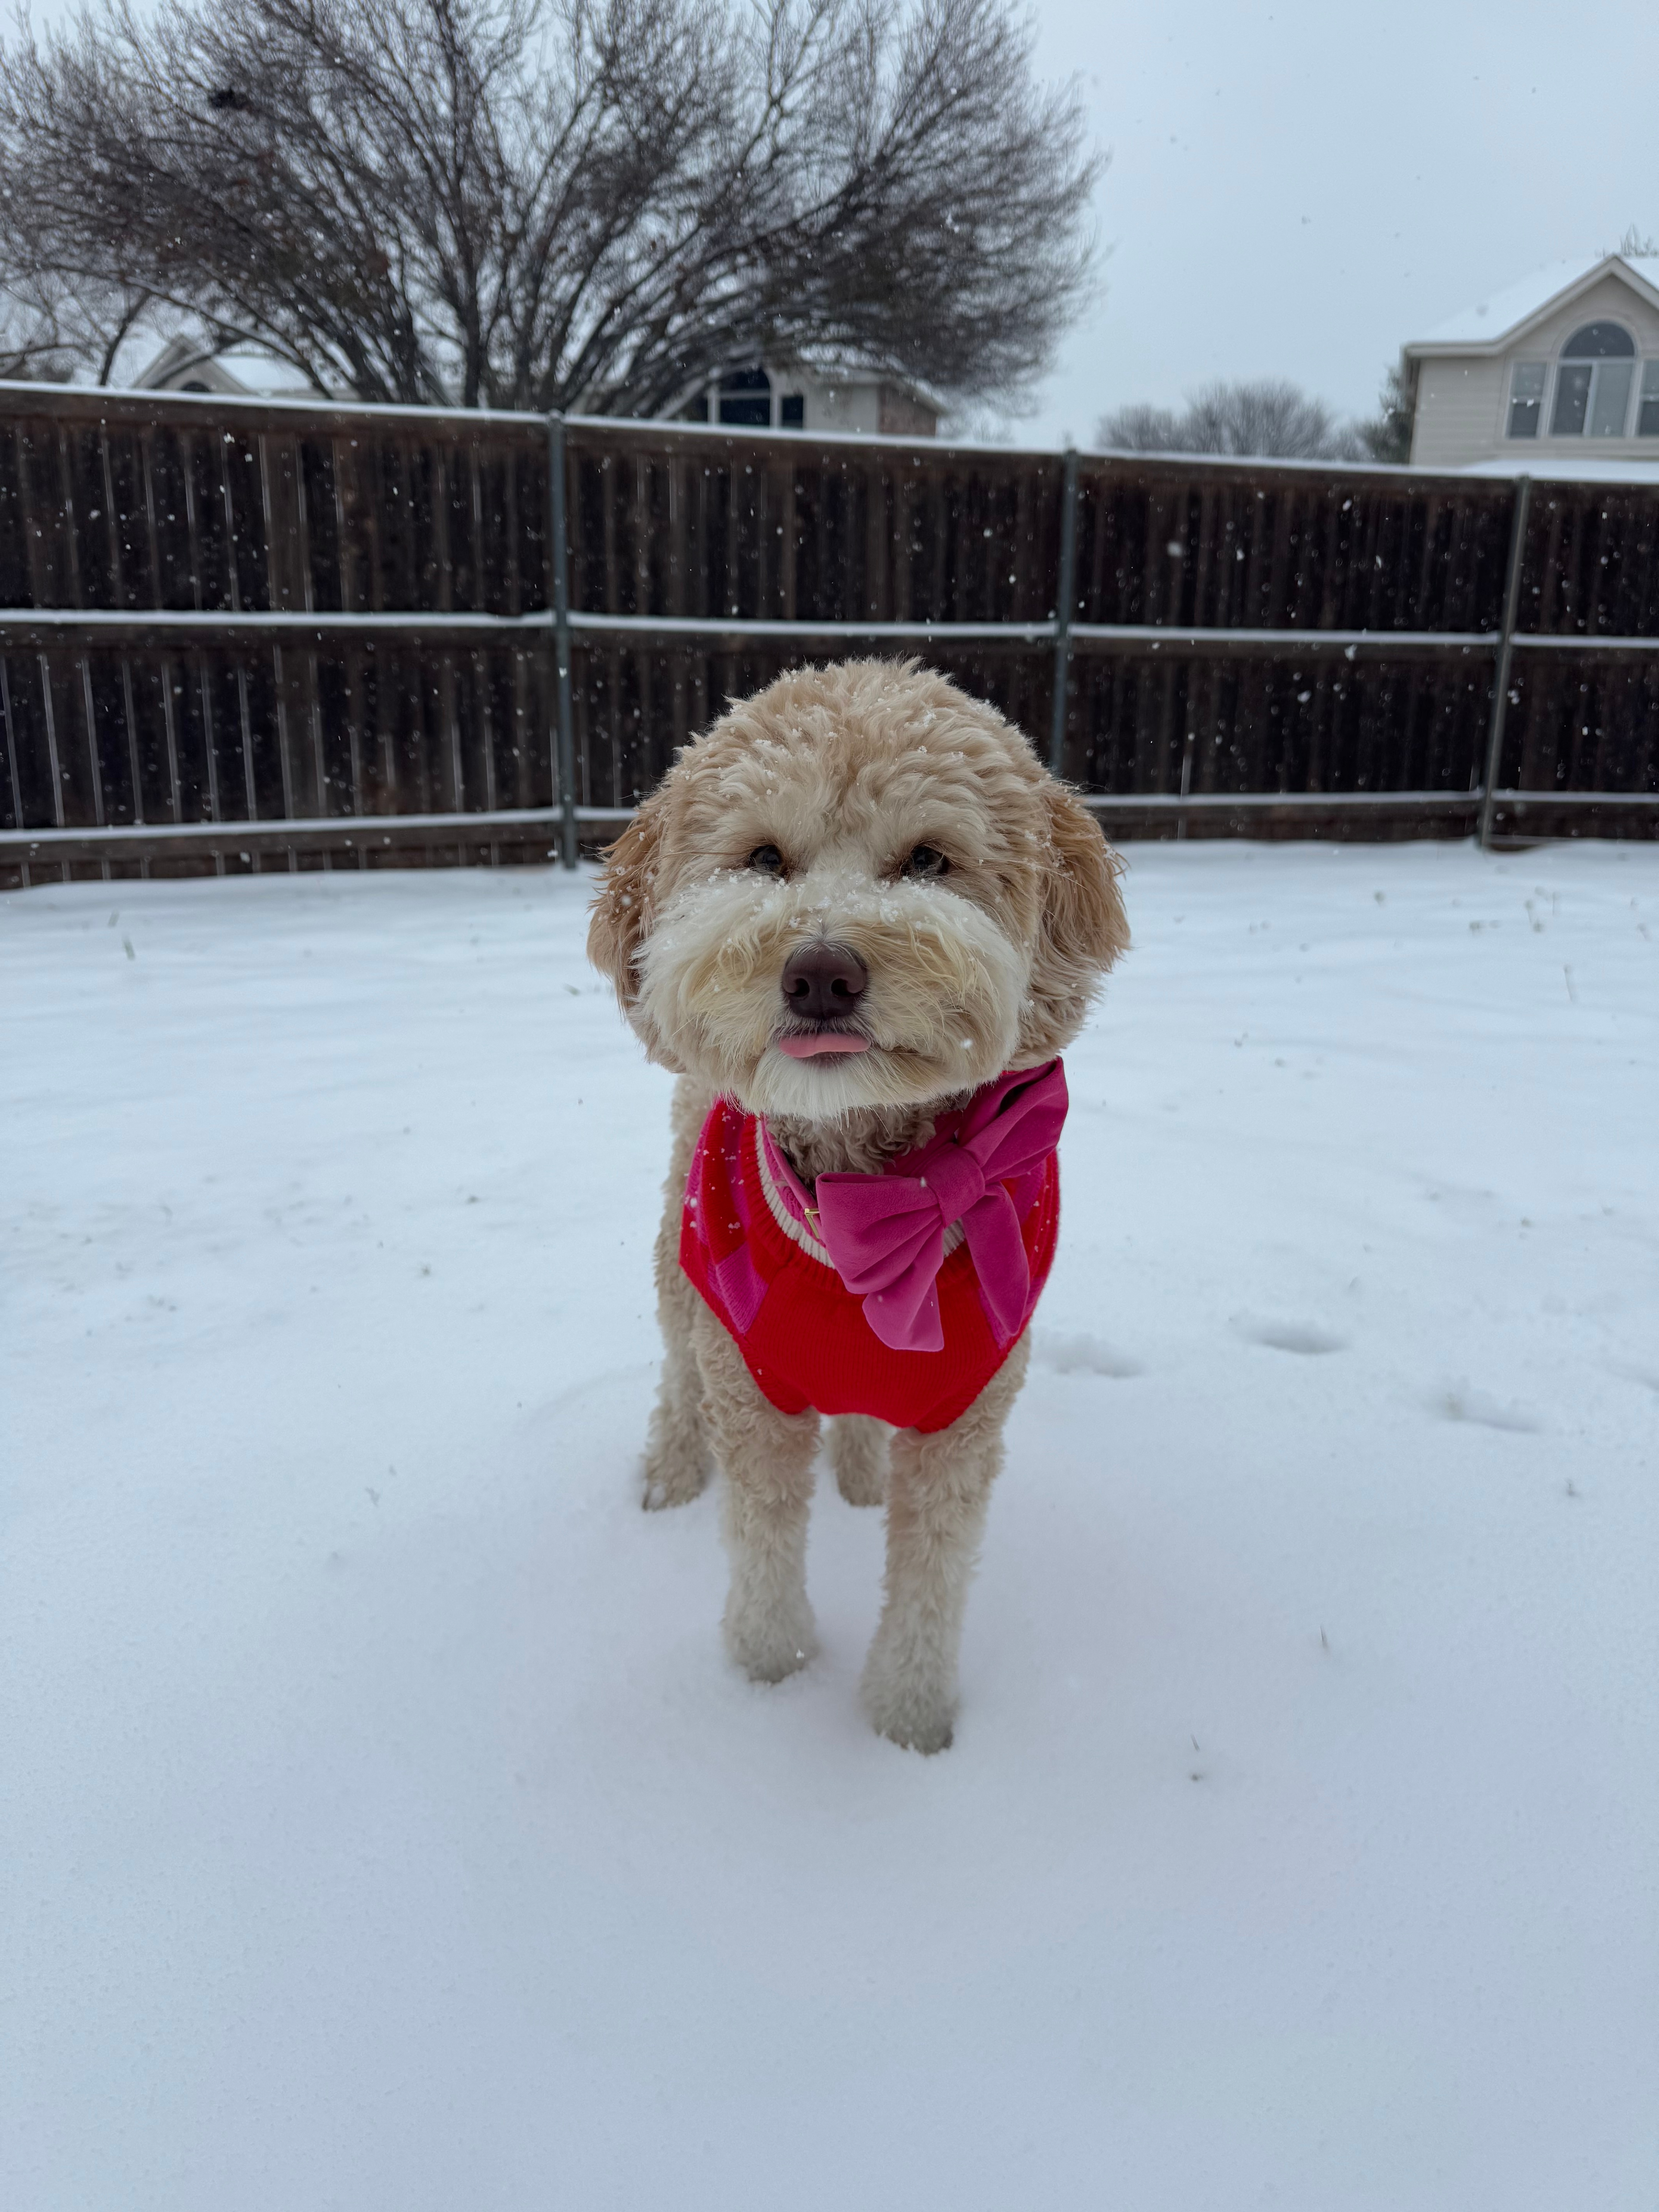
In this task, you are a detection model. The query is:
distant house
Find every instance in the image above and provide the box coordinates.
[676,360,940,438]
[136,335,322,400]
[135,335,941,436]
[1404,253,1659,469]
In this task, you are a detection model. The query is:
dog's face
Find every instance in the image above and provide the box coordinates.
[588,662,1128,1120]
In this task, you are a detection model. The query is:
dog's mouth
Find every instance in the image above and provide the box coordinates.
[775,1025,872,1061]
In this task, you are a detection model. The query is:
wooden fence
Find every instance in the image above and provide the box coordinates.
[0,382,1656,887]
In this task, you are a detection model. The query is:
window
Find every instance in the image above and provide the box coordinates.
[1550,322,1637,437]
[1508,361,1544,438]
[1560,321,1635,357]
[718,366,771,427]
[1551,362,1591,434]
[780,393,805,429]
[1638,362,1659,436]
[1589,359,1635,436]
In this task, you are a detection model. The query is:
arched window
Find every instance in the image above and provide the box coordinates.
[1551,321,1637,436]
[1561,322,1636,358]
[718,366,771,428]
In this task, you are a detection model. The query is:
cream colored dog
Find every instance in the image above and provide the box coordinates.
[588,660,1128,1751]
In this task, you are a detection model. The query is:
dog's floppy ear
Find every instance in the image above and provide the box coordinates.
[1022,781,1130,1056]
[587,783,668,1013]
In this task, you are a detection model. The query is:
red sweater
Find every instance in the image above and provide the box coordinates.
[680,1091,1060,1435]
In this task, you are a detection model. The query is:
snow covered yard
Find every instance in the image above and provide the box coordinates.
[3,837,1656,2212]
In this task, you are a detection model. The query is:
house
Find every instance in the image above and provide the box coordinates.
[135,334,941,436]
[676,359,940,438]
[135,334,321,400]
[1404,253,1659,469]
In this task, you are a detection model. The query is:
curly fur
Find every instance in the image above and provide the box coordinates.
[589,661,1128,1751]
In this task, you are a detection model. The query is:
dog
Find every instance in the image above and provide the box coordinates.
[588,660,1128,1750]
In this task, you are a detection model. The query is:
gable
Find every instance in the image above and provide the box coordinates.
[1499,271,1659,362]
[1409,257,1659,358]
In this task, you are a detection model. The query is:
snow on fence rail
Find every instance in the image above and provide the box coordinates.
[0,383,1655,887]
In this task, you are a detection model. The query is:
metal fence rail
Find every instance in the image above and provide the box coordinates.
[0,384,1655,887]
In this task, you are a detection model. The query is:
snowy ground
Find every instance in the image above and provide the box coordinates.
[3,839,1656,2212]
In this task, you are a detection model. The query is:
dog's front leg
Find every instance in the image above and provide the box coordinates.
[692,1308,821,1683]
[643,1228,714,1511]
[642,1077,714,1510]
[862,1334,1030,1753]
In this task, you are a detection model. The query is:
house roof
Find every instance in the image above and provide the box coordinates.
[136,334,328,397]
[1457,452,1659,485]
[204,350,320,397]
[1406,254,1659,356]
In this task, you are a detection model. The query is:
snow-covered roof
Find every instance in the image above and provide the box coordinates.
[135,334,330,398]
[1407,255,1659,355]
[208,350,319,397]
[1458,454,1659,485]
[785,350,945,411]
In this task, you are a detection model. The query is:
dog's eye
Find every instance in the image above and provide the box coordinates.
[902,845,950,879]
[746,844,785,876]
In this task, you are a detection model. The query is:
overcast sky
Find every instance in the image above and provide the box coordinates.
[1021,0,1659,446]
[16,0,1659,446]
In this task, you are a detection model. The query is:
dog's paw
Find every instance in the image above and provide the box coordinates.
[641,1414,712,1510]
[860,1657,957,1754]
[868,1698,955,1755]
[641,1453,711,1511]
[723,1600,818,1685]
[828,1416,888,1508]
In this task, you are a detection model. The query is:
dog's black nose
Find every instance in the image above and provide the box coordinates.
[781,941,867,1020]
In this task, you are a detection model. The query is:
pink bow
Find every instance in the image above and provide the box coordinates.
[808,1060,1067,1354]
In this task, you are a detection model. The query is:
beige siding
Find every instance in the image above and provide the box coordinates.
[1411,358,1508,465]
[877,386,938,436]
[1412,271,1659,466]
[805,377,884,435]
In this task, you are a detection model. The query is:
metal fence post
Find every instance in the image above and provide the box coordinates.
[1479,473,1532,852]
[1048,447,1080,776]
[546,413,579,869]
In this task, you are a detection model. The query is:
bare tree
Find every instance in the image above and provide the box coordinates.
[0,0,1098,408]
[1093,401,1183,453]
[1098,378,1365,462]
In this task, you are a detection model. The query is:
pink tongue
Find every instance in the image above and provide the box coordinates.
[778,1032,871,1060]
